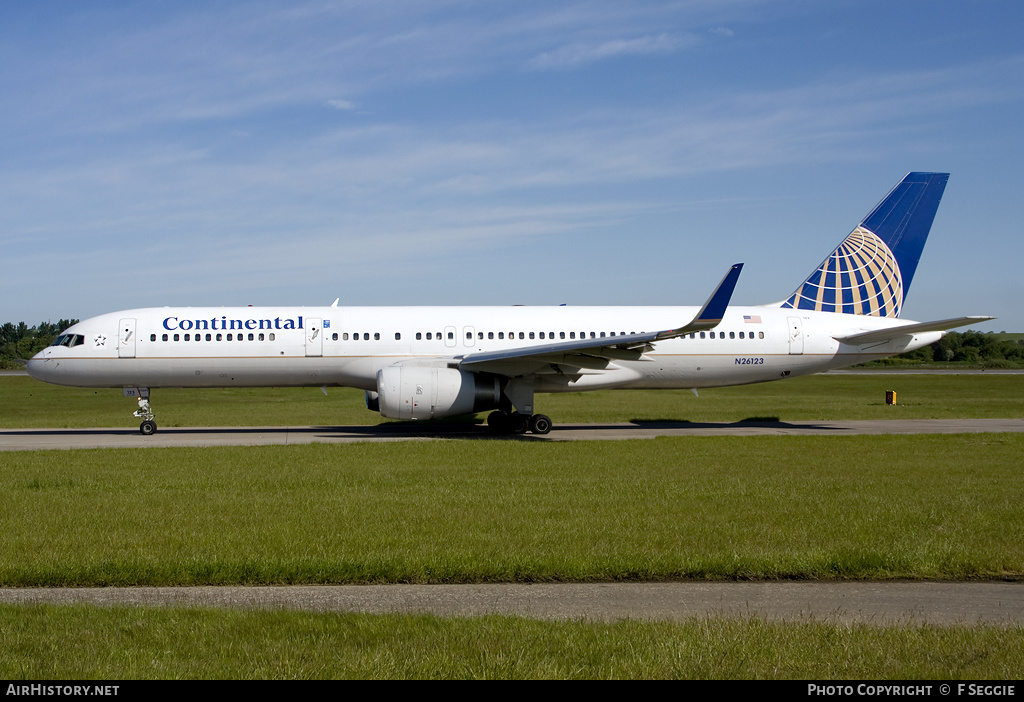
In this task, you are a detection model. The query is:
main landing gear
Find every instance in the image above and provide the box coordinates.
[487,411,552,435]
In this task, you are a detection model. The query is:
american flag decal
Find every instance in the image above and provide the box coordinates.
[743,315,761,324]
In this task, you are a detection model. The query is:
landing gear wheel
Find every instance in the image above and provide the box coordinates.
[487,411,509,432]
[140,420,157,436]
[529,414,552,435]
[509,412,531,434]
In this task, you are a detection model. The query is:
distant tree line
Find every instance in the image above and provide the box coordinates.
[868,331,1024,368]
[0,320,79,369]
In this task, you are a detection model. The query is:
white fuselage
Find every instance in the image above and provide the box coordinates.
[27,304,941,393]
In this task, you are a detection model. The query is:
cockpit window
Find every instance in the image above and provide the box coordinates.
[50,334,84,348]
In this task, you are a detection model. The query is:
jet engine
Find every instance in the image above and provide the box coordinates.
[375,366,501,420]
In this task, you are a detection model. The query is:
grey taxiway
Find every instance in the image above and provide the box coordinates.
[2,417,1024,451]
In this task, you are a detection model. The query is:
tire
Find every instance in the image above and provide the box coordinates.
[510,413,530,434]
[529,414,552,435]
[487,411,510,433]
[140,420,157,436]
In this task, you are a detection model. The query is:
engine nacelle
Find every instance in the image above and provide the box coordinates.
[376,366,500,420]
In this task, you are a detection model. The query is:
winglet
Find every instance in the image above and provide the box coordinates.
[657,263,743,340]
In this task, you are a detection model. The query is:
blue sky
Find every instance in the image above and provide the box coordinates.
[2,0,1022,331]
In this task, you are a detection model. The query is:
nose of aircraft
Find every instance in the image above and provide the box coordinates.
[25,349,54,383]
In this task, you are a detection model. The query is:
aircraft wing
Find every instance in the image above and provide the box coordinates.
[457,264,743,376]
[833,316,995,346]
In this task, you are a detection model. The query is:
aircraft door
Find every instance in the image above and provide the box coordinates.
[787,316,804,355]
[463,326,476,347]
[305,318,323,357]
[118,318,136,358]
[444,326,457,348]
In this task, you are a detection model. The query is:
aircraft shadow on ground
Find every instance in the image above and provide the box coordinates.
[0,417,849,443]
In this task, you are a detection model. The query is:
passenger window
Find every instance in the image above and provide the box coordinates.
[519,332,525,340]
[447,332,453,340]
[216,334,222,341]
[530,332,535,339]
[269,333,275,341]
[150,334,156,342]
[416,332,422,340]
[560,332,565,339]
[487,332,493,340]
[498,332,504,339]
[395,333,401,340]
[248,333,255,341]
[699,332,705,339]
[173,334,180,342]
[258,333,265,341]
[730,332,735,339]
[332,333,338,341]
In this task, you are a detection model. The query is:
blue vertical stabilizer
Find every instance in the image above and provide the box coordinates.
[782,172,948,318]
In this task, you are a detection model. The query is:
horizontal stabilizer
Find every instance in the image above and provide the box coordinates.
[834,316,995,346]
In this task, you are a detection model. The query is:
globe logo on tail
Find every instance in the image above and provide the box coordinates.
[783,226,903,317]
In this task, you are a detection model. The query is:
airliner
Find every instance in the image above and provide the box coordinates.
[28,172,991,435]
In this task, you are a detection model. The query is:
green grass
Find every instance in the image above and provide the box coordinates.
[2,604,1021,679]
[4,374,1023,679]
[3,373,1023,429]
[2,435,1021,586]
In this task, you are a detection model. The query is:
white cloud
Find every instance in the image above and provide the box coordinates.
[527,33,691,70]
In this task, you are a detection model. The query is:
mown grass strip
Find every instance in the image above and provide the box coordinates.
[2,604,1021,679]
[3,435,1022,586]
[3,373,1023,429]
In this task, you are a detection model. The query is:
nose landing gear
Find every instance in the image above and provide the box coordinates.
[126,388,157,435]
